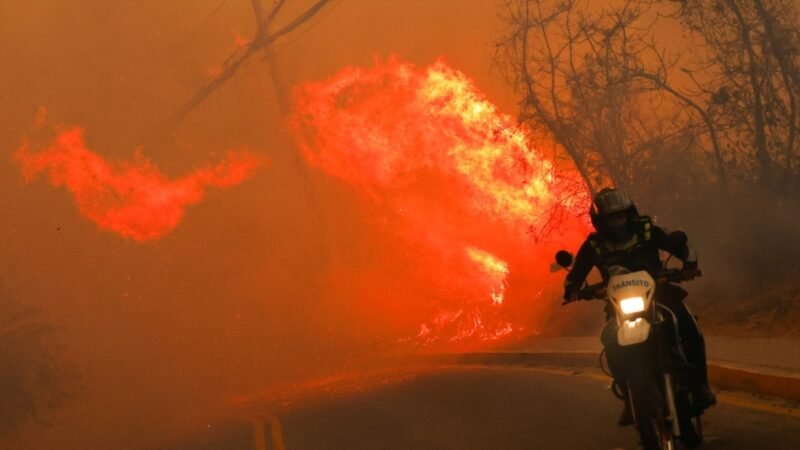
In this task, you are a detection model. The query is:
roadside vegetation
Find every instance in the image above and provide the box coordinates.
[495,0,800,334]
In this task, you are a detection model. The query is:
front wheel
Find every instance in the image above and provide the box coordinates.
[631,382,675,450]
[636,414,676,450]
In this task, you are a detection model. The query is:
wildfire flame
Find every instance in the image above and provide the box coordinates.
[412,308,515,345]
[292,57,587,346]
[293,57,557,224]
[466,247,509,306]
[16,128,260,241]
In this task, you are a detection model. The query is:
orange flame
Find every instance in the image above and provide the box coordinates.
[411,308,516,345]
[293,58,560,225]
[292,57,588,346]
[16,128,261,241]
[466,247,509,305]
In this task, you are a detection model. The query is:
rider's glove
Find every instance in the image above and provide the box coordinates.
[563,287,580,302]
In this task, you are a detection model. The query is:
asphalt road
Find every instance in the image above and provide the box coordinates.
[165,366,800,450]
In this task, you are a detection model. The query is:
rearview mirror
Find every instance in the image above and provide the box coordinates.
[555,250,574,269]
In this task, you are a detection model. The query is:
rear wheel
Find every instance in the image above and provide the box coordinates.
[691,415,704,442]
[678,412,703,448]
[676,391,704,448]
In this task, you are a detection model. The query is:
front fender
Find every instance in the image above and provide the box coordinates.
[618,318,651,346]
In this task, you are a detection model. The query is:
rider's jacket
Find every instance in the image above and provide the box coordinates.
[564,216,693,295]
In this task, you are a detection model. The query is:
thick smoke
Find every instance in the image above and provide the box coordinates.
[0,1,593,449]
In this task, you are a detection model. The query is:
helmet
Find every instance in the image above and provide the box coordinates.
[589,188,639,238]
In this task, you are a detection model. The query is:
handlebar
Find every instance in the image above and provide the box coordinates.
[562,268,701,305]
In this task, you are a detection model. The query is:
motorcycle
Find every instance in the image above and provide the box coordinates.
[554,241,704,450]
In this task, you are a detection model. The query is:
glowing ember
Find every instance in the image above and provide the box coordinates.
[410,309,517,345]
[233,32,252,48]
[292,57,588,345]
[16,128,260,241]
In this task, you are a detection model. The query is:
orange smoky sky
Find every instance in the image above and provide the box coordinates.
[0,1,622,449]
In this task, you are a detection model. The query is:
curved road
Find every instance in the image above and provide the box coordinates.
[165,366,800,450]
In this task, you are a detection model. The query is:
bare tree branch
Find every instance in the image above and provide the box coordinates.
[725,0,773,186]
[252,0,291,114]
[754,0,797,174]
[629,69,727,185]
[146,0,333,147]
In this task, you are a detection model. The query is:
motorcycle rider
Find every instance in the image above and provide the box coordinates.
[563,188,716,426]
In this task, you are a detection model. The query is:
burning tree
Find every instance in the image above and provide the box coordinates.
[291,57,591,344]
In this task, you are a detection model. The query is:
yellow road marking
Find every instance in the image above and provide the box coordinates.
[269,413,287,450]
[250,416,268,450]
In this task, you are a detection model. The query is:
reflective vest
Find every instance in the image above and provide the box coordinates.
[588,217,658,278]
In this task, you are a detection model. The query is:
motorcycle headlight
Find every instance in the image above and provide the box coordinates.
[619,296,645,315]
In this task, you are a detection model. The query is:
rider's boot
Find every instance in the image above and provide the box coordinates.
[670,305,716,413]
[684,334,716,410]
[695,383,717,409]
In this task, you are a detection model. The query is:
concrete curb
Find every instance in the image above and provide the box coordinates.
[709,362,800,402]
[440,351,800,402]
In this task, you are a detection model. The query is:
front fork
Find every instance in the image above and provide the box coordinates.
[621,308,682,438]
[664,373,681,437]
[624,363,682,438]
[657,304,684,438]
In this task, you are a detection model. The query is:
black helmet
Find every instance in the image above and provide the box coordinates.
[590,188,639,237]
